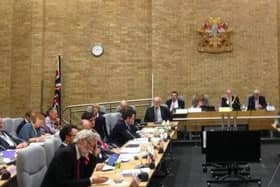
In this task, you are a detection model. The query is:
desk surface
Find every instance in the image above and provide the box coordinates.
[92,129,175,187]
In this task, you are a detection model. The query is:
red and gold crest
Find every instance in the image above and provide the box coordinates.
[198,17,233,53]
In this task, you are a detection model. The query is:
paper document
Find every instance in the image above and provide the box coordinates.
[121,168,150,176]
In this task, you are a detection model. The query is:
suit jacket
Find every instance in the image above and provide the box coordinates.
[41,144,97,187]
[94,114,108,141]
[247,95,267,110]
[0,131,23,151]
[221,96,241,111]
[166,99,185,110]
[109,119,140,147]
[144,106,171,122]
[16,119,28,136]
[18,123,41,141]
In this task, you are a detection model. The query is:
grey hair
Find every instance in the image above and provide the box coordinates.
[73,129,100,143]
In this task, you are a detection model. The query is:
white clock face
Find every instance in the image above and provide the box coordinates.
[92,45,103,57]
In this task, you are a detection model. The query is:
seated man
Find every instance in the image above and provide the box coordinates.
[247,89,267,110]
[145,97,171,122]
[221,89,241,111]
[18,112,47,143]
[165,91,185,112]
[0,118,28,151]
[115,100,137,113]
[59,125,78,148]
[110,107,140,147]
[41,130,107,187]
[41,108,60,135]
[16,109,38,136]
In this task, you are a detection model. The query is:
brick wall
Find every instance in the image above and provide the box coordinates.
[0,0,279,116]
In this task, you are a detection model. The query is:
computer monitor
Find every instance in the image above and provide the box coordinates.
[205,131,261,163]
[201,125,248,153]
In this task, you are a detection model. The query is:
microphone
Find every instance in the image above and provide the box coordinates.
[126,129,137,139]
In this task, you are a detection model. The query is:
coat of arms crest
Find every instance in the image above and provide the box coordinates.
[198,17,233,53]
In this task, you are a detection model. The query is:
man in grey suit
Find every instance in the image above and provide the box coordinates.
[144,97,171,123]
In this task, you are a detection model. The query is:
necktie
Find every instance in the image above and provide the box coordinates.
[81,156,90,165]
[154,108,158,122]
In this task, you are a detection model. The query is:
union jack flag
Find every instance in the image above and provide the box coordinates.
[53,56,62,121]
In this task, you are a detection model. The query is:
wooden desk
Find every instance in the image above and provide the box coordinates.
[173,111,277,132]
[146,121,178,128]
[92,129,175,187]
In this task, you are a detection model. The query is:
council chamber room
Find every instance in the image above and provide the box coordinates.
[1,0,280,187]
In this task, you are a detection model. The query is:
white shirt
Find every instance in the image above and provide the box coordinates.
[170,100,179,111]
[0,132,16,147]
[155,107,162,122]
[75,144,81,160]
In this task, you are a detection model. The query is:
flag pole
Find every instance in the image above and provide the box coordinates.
[58,55,62,126]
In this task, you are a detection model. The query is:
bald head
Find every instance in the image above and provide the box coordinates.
[81,119,94,129]
[120,100,128,109]
[253,89,260,98]
[226,89,232,97]
[153,97,162,108]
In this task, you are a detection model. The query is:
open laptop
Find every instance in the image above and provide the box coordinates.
[201,105,215,112]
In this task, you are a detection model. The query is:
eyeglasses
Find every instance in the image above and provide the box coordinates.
[68,133,76,137]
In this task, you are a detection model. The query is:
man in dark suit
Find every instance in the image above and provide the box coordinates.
[59,125,78,148]
[110,107,140,147]
[221,89,241,111]
[0,117,28,151]
[41,130,107,187]
[247,89,267,110]
[144,97,171,122]
[165,91,185,112]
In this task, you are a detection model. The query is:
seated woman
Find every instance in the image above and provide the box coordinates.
[18,112,48,143]
[0,118,28,151]
[192,94,209,108]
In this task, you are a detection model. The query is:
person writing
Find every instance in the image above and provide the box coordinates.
[41,129,107,187]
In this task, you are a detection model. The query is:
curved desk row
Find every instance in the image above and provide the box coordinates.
[173,111,278,132]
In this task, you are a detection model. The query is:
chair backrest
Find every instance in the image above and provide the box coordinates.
[11,117,24,137]
[192,94,209,107]
[99,105,107,114]
[161,104,169,109]
[17,145,47,187]
[3,118,13,134]
[245,94,252,107]
[103,112,122,136]
[86,105,107,114]
[41,139,55,166]
[166,95,185,102]
[52,136,62,151]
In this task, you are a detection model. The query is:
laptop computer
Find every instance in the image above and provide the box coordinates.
[201,105,215,112]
